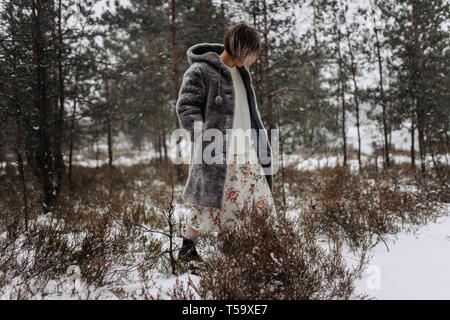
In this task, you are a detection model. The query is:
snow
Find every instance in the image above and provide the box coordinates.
[143,203,450,300]
[352,204,450,299]
[2,158,449,299]
[142,202,450,300]
[149,273,201,299]
[1,121,448,299]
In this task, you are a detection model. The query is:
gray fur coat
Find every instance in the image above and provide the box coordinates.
[176,42,273,209]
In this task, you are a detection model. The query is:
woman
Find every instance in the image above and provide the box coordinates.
[176,23,276,262]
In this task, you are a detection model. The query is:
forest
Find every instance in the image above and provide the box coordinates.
[0,0,449,299]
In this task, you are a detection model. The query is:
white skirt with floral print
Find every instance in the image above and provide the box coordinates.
[186,145,276,234]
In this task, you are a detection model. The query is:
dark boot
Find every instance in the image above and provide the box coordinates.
[178,237,203,263]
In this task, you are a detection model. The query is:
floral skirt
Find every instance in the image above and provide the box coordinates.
[186,145,276,234]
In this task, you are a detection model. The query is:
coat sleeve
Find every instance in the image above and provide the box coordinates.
[248,72,274,193]
[176,63,207,142]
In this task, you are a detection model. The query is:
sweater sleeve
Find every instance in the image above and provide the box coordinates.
[176,63,207,142]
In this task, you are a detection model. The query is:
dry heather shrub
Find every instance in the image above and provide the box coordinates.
[0,160,190,297]
[0,203,165,295]
[286,166,439,251]
[14,214,125,288]
[173,205,366,300]
[22,223,73,280]
[301,166,398,249]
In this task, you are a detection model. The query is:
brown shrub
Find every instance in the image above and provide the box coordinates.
[285,165,441,251]
[171,204,368,300]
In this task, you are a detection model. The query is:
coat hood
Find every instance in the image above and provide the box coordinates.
[186,42,243,106]
[187,42,226,69]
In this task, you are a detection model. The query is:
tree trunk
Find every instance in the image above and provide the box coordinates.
[417,106,426,173]
[411,0,425,174]
[32,0,55,212]
[162,127,168,164]
[410,106,416,168]
[12,48,29,230]
[374,28,390,168]
[342,9,362,170]
[69,70,79,185]
[336,29,347,167]
[171,0,183,181]
[105,79,113,167]
[262,0,274,143]
[55,0,65,195]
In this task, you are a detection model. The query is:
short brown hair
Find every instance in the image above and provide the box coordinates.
[223,22,261,69]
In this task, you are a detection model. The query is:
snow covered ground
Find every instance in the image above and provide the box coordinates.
[147,203,450,300]
[126,203,450,300]
[1,122,448,299]
[351,204,450,299]
[9,209,449,300]
[110,202,450,300]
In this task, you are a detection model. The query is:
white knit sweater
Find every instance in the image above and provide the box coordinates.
[224,63,254,155]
